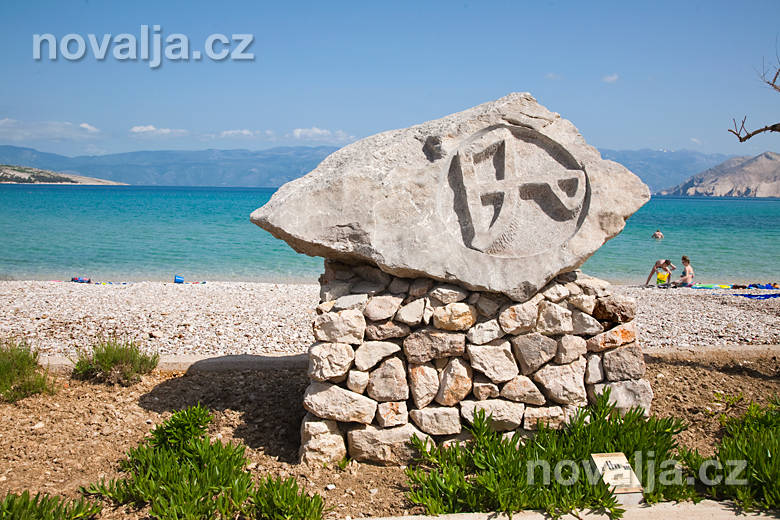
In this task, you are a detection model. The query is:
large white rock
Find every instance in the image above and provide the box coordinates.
[466,340,518,383]
[367,357,409,402]
[500,375,546,405]
[432,303,478,331]
[602,343,646,381]
[395,297,427,326]
[523,406,565,430]
[403,327,466,364]
[498,300,539,334]
[313,309,366,345]
[460,399,526,431]
[307,342,355,382]
[299,413,347,466]
[408,362,440,408]
[510,333,557,374]
[536,301,573,335]
[364,295,404,321]
[252,93,650,301]
[303,381,377,424]
[435,357,473,406]
[588,379,653,416]
[348,423,431,465]
[409,406,462,435]
[376,401,409,428]
[354,341,401,371]
[533,357,587,405]
[554,335,587,364]
[466,319,504,345]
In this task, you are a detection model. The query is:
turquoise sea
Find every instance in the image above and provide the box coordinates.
[0,185,778,285]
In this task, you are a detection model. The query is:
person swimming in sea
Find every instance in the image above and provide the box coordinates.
[645,258,676,286]
[651,229,664,240]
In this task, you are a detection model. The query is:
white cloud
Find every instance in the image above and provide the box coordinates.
[0,117,101,141]
[602,73,619,84]
[219,129,255,138]
[290,126,355,143]
[79,122,100,133]
[545,72,562,80]
[690,137,702,145]
[129,124,187,136]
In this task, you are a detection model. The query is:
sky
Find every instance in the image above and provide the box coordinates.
[0,0,778,157]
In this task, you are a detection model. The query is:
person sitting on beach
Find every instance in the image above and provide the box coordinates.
[673,255,695,287]
[645,259,676,286]
[651,229,664,240]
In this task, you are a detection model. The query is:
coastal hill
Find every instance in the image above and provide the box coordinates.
[0,164,125,185]
[0,144,732,190]
[659,151,780,197]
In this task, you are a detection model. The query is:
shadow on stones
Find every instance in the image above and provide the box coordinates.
[644,354,779,381]
[137,354,309,464]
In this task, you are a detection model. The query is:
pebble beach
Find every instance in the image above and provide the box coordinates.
[0,280,777,358]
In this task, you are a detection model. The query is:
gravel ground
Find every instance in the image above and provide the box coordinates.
[0,281,777,358]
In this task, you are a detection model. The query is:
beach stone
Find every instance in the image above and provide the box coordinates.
[367,357,409,402]
[576,276,611,297]
[554,335,587,364]
[466,340,518,383]
[388,277,411,295]
[251,93,649,301]
[567,294,596,314]
[588,379,653,416]
[365,319,410,341]
[472,373,500,400]
[593,295,637,323]
[316,300,336,314]
[364,295,404,321]
[523,406,565,430]
[395,298,426,326]
[585,353,604,384]
[308,342,355,382]
[498,300,539,335]
[602,343,646,381]
[564,282,583,296]
[408,362,439,408]
[435,358,473,406]
[376,401,408,428]
[410,406,462,435]
[313,309,366,345]
[571,310,605,336]
[350,280,387,296]
[333,293,368,312]
[587,322,637,352]
[466,319,504,345]
[475,293,507,318]
[432,303,478,331]
[429,284,470,304]
[536,301,573,335]
[303,381,377,424]
[348,423,431,465]
[542,283,569,303]
[321,281,351,302]
[354,341,401,371]
[403,327,466,364]
[460,399,525,431]
[533,357,587,405]
[409,278,434,298]
[510,333,557,375]
[500,375,546,405]
[299,413,346,466]
[346,369,369,394]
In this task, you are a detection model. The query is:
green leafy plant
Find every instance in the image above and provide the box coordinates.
[681,395,779,511]
[406,391,697,519]
[0,490,100,519]
[0,337,56,403]
[83,404,324,520]
[71,337,158,385]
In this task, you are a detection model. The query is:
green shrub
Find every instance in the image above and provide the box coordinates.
[681,395,779,511]
[72,338,158,385]
[84,404,324,520]
[0,490,100,519]
[0,338,55,403]
[251,476,324,520]
[406,391,697,519]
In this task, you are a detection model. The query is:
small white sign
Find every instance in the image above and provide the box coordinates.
[590,452,643,505]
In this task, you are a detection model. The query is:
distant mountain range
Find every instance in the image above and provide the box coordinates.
[0,164,124,185]
[0,144,738,191]
[660,151,780,198]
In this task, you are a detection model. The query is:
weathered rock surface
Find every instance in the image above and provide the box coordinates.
[354,341,401,371]
[472,374,500,400]
[511,333,557,374]
[346,369,369,393]
[523,406,565,430]
[554,335,587,364]
[585,353,604,384]
[429,285,470,304]
[475,293,507,318]
[432,303,478,331]
[466,319,504,345]
[500,375,546,405]
[299,413,346,466]
[466,340,518,383]
[498,301,539,334]
[460,399,526,431]
[303,381,377,424]
[593,295,636,323]
[536,301,573,335]
[308,342,355,382]
[587,322,637,352]
[403,327,466,364]
[348,423,431,465]
[408,362,439,408]
[395,298,427,326]
[602,343,646,381]
[364,295,404,321]
[589,379,653,416]
[367,357,409,402]
[435,358,473,406]
[409,406,462,435]
[313,309,366,344]
[252,93,650,300]
[571,310,604,335]
[533,357,587,405]
[365,319,410,340]
[376,401,408,428]
[332,293,368,312]
[568,294,596,314]
[388,277,411,295]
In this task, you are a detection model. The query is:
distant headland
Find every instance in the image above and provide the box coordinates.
[0,164,126,185]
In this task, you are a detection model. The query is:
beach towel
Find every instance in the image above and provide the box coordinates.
[734,293,780,300]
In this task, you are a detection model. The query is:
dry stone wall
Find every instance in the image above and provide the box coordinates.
[299,261,652,466]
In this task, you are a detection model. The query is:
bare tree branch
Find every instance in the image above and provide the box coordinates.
[729,49,779,142]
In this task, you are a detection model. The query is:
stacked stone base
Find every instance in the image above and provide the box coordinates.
[300,261,652,466]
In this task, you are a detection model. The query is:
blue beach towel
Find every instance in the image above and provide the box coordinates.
[734,293,780,300]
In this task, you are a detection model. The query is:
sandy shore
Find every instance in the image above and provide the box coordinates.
[0,281,777,358]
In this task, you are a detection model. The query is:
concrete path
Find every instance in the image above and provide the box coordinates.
[367,500,777,519]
